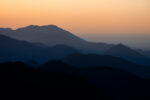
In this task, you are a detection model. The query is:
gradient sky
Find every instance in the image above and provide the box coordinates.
[0,0,150,49]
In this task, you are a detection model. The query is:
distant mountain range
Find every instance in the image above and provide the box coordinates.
[0,25,113,53]
[62,53,150,78]
[104,44,150,65]
[0,34,78,63]
[1,25,150,100]
[0,25,150,66]
[0,34,149,77]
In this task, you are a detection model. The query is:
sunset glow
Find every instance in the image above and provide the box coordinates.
[0,0,150,35]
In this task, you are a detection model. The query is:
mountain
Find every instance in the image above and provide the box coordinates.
[104,44,150,66]
[40,61,150,100]
[1,25,149,65]
[14,25,85,46]
[3,61,150,100]
[137,49,150,58]
[0,62,105,100]
[0,35,78,63]
[45,44,79,59]
[0,25,113,53]
[0,34,40,62]
[0,28,14,36]
[62,53,150,78]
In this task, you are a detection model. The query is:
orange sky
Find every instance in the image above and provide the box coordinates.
[0,0,150,35]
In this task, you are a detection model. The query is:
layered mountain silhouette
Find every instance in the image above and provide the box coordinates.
[0,62,105,100]
[1,61,150,100]
[40,60,150,100]
[1,25,150,100]
[0,25,150,66]
[62,53,150,78]
[104,44,150,65]
[0,34,78,63]
[0,25,113,53]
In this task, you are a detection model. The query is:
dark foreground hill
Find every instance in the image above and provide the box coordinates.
[0,62,104,100]
[0,61,150,100]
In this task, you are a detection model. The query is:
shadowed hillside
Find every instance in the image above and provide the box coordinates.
[105,44,150,66]
[0,61,150,100]
[62,53,150,78]
[0,62,105,100]
[0,34,78,63]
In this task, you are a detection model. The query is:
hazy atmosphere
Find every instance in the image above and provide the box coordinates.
[0,0,150,49]
[1,1,150,100]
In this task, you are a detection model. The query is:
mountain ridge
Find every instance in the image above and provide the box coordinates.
[104,44,150,65]
[0,34,79,63]
[62,53,150,78]
[0,25,114,53]
[0,25,149,66]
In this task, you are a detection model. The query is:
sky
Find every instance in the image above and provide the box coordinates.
[0,0,150,49]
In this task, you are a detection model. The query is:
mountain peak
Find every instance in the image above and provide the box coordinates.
[0,28,13,34]
[16,25,60,31]
[0,28,12,30]
[113,43,130,50]
[26,25,39,28]
[42,25,58,28]
[104,43,150,66]
[105,43,138,55]
[27,24,59,28]
[16,25,39,30]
